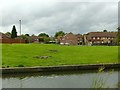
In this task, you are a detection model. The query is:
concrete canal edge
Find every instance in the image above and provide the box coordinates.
[1,63,120,74]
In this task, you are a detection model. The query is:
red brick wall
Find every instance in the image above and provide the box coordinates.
[0,38,26,44]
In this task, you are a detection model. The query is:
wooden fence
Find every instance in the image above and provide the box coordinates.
[0,38,26,44]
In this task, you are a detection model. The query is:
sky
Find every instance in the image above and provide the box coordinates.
[0,0,119,36]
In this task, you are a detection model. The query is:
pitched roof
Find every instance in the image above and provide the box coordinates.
[88,32,117,37]
[63,33,77,38]
[75,34,82,38]
[30,36,39,39]
[0,33,11,39]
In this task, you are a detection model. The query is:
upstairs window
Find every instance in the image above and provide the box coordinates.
[102,37,105,39]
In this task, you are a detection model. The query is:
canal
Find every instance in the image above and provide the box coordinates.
[2,69,119,88]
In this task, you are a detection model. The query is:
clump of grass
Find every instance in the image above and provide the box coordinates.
[48,50,58,53]
[98,66,105,72]
[17,64,24,67]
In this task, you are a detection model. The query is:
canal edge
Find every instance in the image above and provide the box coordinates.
[1,63,120,74]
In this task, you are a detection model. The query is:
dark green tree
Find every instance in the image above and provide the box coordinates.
[38,33,49,37]
[103,30,107,32]
[54,31,65,37]
[11,25,17,38]
[25,34,30,36]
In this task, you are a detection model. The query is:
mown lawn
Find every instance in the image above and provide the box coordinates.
[2,44,118,67]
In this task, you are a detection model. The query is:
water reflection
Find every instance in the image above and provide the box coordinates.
[2,69,119,88]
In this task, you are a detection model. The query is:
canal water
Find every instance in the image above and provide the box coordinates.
[2,70,119,88]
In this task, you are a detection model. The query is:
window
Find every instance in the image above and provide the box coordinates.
[108,37,110,39]
[108,41,110,43]
[97,37,100,40]
[97,41,100,43]
[93,37,95,40]
[102,37,105,39]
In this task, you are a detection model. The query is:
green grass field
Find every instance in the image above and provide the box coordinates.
[2,44,118,67]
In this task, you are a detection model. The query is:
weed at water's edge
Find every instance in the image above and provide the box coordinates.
[91,66,111,89]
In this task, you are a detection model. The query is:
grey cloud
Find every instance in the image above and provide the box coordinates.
[1,1,118,36]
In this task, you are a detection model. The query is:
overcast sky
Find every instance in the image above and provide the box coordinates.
[0,0,119,36]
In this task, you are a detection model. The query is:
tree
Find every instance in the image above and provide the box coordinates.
[11,25,17,38]
[54,31,65,37]
[39,37,44,42]
[116,27,120,45]
[20,34,32,43]
[20,34,26,39]
[44,37,50,43]
[103,30,107,32]
[38,33,49,37]
[25,34,30,36]
[39,37,50,43]
[31,34,35,36]
[112,27,120,45]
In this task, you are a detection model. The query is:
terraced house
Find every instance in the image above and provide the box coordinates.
[84,32,117,45]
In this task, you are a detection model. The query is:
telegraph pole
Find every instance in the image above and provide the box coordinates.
[19,20,21,36]
[19,20,21,43]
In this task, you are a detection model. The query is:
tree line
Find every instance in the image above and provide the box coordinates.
[4,25,66,43]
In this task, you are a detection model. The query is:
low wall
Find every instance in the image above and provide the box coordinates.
[1,63,120,74]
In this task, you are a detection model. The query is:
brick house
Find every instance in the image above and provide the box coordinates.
[84,32,117,45]
[58,33,83,45]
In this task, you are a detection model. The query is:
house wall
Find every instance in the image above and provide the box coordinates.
[60,33,78,45]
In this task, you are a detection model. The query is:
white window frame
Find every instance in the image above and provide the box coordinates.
[102,37,105,39]
[93,37,95,40]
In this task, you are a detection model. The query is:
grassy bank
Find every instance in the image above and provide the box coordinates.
[2,44,118,67]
